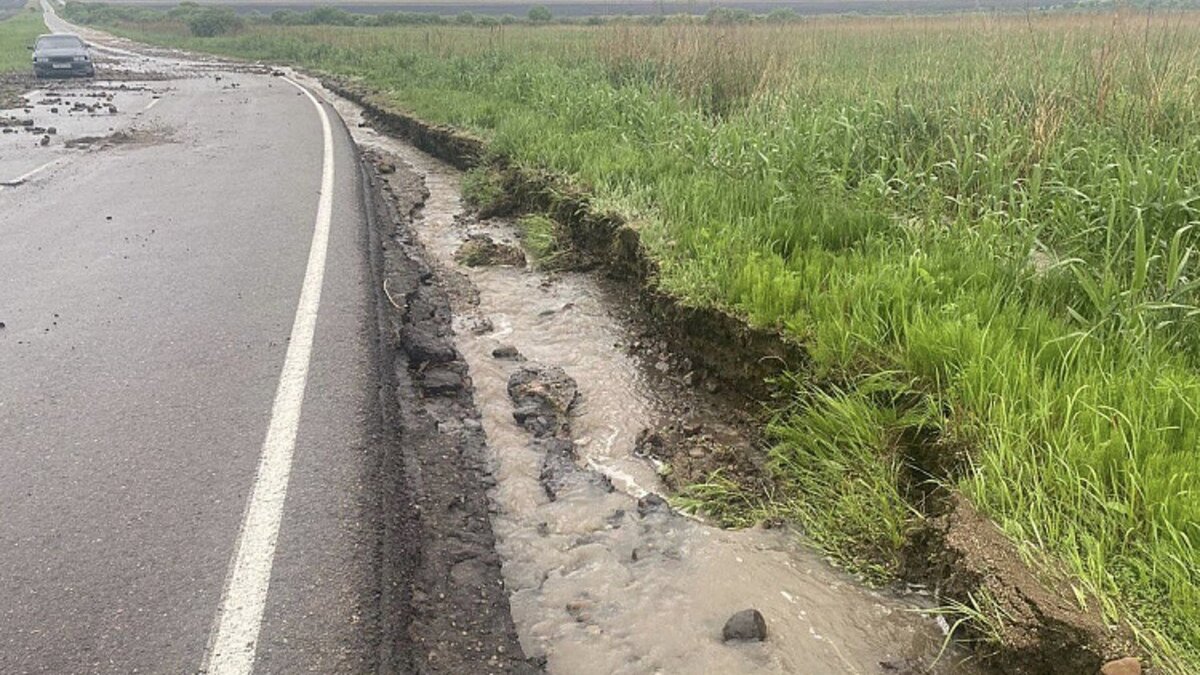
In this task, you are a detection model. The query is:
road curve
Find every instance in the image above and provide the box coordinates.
[0,13,389,674]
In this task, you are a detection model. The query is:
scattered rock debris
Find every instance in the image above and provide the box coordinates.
[64,127,170,150]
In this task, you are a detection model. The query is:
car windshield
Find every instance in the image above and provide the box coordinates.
[37,36,83,49]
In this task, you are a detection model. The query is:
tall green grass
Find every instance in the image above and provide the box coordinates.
[74,9,1200,669]
[0,2,44,73]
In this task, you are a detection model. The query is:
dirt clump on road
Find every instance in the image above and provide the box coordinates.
[65,127,170,150]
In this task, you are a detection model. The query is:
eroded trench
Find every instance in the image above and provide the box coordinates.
[320,84,983,674]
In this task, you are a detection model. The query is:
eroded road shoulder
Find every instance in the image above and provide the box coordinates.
[362,152,536,674]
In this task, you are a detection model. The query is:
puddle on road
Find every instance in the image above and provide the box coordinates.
[334,82,988,674]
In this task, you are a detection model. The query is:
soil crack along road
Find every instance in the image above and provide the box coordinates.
[363,150,536,675]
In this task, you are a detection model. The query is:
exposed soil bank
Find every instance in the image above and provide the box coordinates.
[328,78,1141,673]
[327,78,806,402]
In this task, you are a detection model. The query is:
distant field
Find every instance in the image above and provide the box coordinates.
[75,0,1062,17]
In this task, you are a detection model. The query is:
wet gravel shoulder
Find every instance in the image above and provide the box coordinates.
[362,153,539,674]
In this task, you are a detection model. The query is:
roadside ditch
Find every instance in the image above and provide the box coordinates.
[332,78,986,674]
[327,76,1141,674]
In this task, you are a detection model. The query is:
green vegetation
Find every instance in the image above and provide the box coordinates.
[66,6,1200,669]
[184,7,242,37]
[0,2,44,73]
[515,214,564,267]
[527,5,553,23]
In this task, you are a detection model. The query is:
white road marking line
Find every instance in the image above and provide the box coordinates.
[202,76,336,675]
[0,158,66,190]
[144,97,161,111]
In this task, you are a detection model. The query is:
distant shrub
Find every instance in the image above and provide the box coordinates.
[499,14,518,24]
[527,5,552,22]
[270,9,298,24]
[477,15,500,27]
[62,1,163,25]
[377,11,446,25]
[766,8,800,22]
[299,6,356,25]
[186,7,243,36]
[456,11,475,24]
[704,7,752,24]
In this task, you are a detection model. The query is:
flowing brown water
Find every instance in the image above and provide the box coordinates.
[315,82,981,675]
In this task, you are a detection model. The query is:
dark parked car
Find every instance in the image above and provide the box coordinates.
[30,34,95,79]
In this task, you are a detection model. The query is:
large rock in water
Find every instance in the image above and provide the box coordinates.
[507,364,578,438]
[722,609,767,642]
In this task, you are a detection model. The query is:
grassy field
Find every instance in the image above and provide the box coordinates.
[68,6,1200,669]
[0,2,43,73]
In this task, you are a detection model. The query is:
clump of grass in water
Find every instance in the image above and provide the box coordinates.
[461,166,507,215]
[73,7,1200,670]
[673,470,770,530]
[515,213,571,269]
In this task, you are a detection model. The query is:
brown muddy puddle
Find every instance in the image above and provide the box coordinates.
[315,81,982,675]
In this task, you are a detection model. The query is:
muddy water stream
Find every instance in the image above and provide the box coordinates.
[317,84,979,674]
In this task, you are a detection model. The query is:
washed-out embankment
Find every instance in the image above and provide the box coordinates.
[327,77,1143,674]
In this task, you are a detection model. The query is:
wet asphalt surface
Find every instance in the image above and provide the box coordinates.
[0,9,388,674]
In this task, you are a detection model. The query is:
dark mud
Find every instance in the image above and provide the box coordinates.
[330,77,1144,673]
[363,156,539,673]
[64,127,171,149]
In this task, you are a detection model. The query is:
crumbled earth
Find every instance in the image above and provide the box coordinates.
[454,233,526,268]
[505,363,613,501]
[633,418,765,495]
[507,363,577,438]
[0,74,32,110]
[64,127,170,150]
[349,94,1145,672]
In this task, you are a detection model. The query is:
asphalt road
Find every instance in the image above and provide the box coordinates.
[0,9,389,674]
